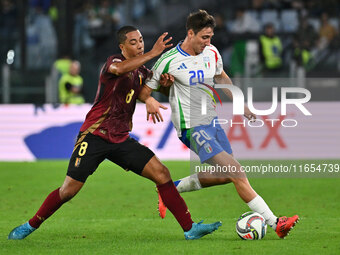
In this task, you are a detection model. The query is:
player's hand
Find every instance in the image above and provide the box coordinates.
[244,106,256,122]
[151,32,173,57]
[159,73,174,87]
[145,97,168,124]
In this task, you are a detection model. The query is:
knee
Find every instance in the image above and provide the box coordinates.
[222,177,232,184]
[59,186,78,202]
[227,162,247,180]
[214,177,231,185]
[155,165,171,185]
[230,176,249,186]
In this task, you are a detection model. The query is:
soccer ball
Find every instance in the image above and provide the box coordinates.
[236,211,267,240]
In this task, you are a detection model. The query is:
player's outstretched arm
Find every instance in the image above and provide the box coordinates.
[109,33,173,76]
[138,85,168,124]
[214,70,233,99]
[215,70,256,121]
[146,97,168,124]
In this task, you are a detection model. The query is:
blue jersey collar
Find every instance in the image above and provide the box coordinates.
[176,41,191,57]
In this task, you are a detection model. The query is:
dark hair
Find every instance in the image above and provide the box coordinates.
[117,26,138,44]
[264,23,274,30]
[186,10,216,34]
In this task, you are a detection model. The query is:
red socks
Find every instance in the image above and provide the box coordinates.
[157,181,193,231]
[28,182,194,231]
[29,188,64,229]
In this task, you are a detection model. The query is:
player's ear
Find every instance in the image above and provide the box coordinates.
[119,43,124,51]
[187,29,195,39]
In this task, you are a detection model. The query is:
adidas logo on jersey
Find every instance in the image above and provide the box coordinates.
[177,63,187,70]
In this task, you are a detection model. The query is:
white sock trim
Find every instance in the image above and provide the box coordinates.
[191,173,202,189]
[247,195,277,230]
[176,173,202,193]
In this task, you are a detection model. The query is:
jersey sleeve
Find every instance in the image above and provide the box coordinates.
[140,65,153,84]
[102,55,124,75]
[142,65,153,79]
[209,45,223,75]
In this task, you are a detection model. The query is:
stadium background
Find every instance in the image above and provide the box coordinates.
[1,0,340,254]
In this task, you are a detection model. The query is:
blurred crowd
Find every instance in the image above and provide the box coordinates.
[211,0,339,76]
[0,0,159,104]
[0,0,158,68]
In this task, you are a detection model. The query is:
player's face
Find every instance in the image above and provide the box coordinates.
[189,27,214,55]
[120,30,144,59]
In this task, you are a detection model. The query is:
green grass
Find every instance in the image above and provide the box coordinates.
[1,160,340,255]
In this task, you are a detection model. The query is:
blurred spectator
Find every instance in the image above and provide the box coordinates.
[259,23,282,71]
[293,46,312,68]
[88,0,122,35]
[295,16,319,48]
[292,17,317,67]
[59,61,85,104]
[54,54,72,75]
[231,7,260,34]
[212,14,229,51]
[96,0,118,26]
[113,0,126,27]
[318,12,338,50]
[213,13,232,68]
[48,0,58,23]
[74,2,95,56]
[132,0,158,21]
[26,6,57,69]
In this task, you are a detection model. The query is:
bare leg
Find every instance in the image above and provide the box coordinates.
[59,176,84,202]
[8,175,86,240]
[140,155,171,185]
[205,151,257,203]
[141,155,194,231]
[28,175,84,229]
[201,152,278,229]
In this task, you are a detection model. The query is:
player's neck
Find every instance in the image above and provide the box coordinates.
[121,52,130,60]
[181,38,197,56]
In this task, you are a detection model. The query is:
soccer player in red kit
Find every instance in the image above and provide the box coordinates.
[8,26,221,240]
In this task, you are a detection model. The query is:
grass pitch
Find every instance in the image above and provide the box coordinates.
[1,160,340,255]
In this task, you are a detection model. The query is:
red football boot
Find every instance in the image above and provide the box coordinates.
[276,215,299,238]
[157,190,167,219]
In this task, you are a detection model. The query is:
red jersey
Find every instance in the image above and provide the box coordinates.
[80,54,152,143]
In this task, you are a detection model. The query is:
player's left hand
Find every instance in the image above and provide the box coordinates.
[159,73,174,87]
[151,32,173,57]
[145,97,168,124]
[244,106,256,122]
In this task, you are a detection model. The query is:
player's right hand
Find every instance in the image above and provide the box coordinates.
[244,105,256,122]
[145,97,168,124]
[151,32,173,57]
